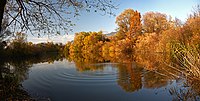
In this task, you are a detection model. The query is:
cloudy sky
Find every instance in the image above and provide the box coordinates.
[27,0,199,44]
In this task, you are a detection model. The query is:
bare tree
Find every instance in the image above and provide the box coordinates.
[0,0,117,38]
[0,0,7,32]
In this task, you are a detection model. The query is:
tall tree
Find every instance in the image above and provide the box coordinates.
[115,9,142,40]
[0,0,117,38]
[142,12,169,34]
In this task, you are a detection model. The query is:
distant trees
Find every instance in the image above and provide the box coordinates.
[0,32,64,58]
[9,32,28,56]
[13,32,27,43]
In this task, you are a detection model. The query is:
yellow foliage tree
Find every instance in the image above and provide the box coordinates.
[116,9,142,40]
[69,32,89,53]
[142,12,170,34]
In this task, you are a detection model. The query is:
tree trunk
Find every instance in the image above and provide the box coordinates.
[0,0,7,33]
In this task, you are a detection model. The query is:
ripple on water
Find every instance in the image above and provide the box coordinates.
[24,62,120,96]
[53,67,119,85]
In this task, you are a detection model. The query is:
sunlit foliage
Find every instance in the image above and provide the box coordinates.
[142,12,171,34]
[69,31,106,54]
[115,9,142,40]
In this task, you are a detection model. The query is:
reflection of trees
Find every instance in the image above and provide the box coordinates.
[0,54,64,100]
[134,52,171,70]
[143,71,168,88]
[66,51,173,92]
[169,78,200,101]
[187,79,200,96]
[99,51,135,63]
[69,52,104,63]
[0,60,31,100]
[75,63,104,72]
[169,87,196,101]
[67,52,137,72]
[117,63,142,92]
[68,52,104,72]
[66,52,144,92]
[65,50,200,99]
[169,84,199,101]
[134,52,174,88]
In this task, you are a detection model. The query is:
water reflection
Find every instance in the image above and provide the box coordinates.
[0,53,63,100]
[64,52,200,100]
[0,60,31,100]
[1,52,200,100]
[117,63,142,92]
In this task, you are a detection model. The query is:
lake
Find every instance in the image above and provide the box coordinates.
[1,54,199,101]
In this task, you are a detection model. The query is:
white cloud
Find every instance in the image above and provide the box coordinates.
[27,34,74,44]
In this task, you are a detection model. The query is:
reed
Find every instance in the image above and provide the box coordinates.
[171,43,200,79]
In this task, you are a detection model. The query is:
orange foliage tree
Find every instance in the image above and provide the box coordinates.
[115,9,142,40]
[142,12,170,34]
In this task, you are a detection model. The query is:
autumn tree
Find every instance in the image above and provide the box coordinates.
[0,0,117,39]
[82,31,105,53]
[183,6,200,45]
[64,41,72,56]
[115,9,142,40]
[69,31,106,53]
[70,32,89,52]
[142,12,170,34]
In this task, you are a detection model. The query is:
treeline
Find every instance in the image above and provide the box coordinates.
[63,8,200,79]
[65,8,199,54]
[64,9,185,55]
[0,32,64,59]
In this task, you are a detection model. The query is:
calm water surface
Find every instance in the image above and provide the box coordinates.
[20,60,189,101]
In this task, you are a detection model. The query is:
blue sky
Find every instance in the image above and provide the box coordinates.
[28,0,199,43]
